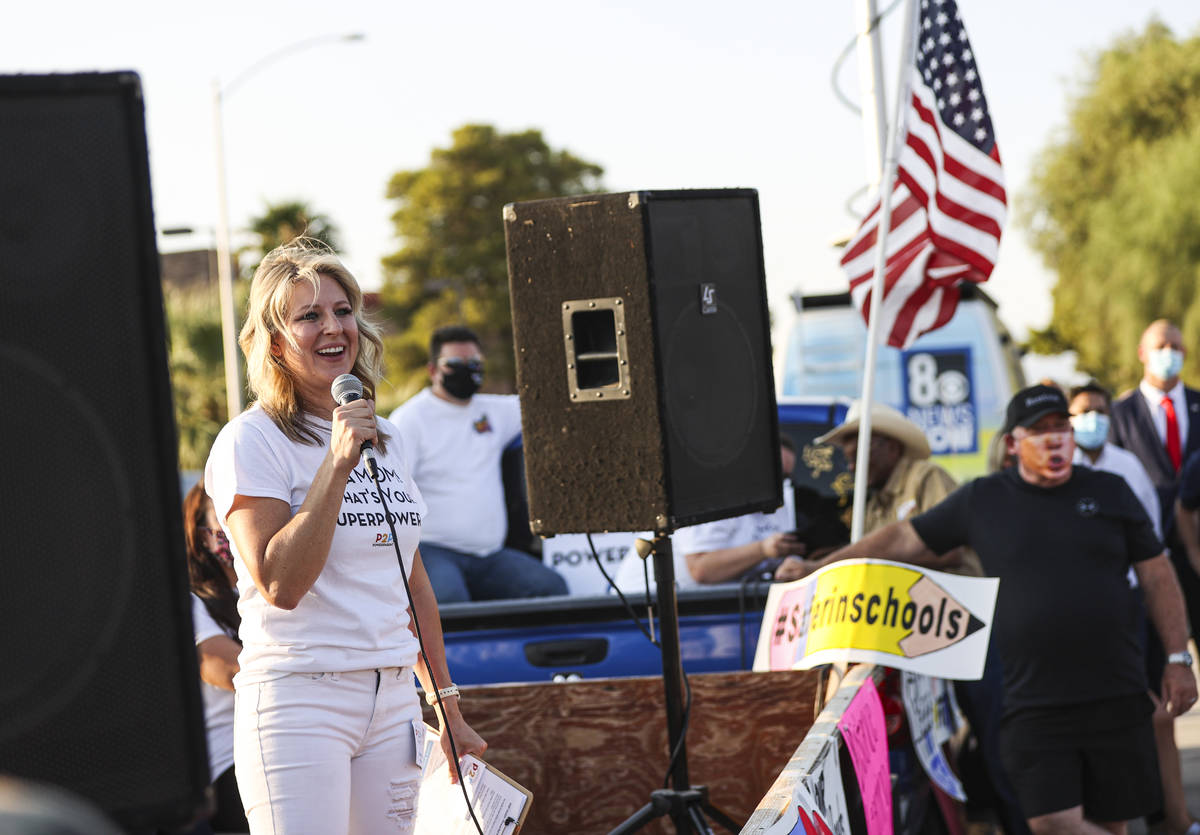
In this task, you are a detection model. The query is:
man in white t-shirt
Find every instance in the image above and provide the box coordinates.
[1069,382,1162,541]
[611,439,799,594]
[390,326,568,603]
[675,437,804,585]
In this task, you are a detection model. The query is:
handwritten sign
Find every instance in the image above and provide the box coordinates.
[763,739,849,835]
[837,679,892,835]
[901,672,966,801]
[753,559,997,680]
[764,781,837,835]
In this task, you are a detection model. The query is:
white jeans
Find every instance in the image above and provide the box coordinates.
[234,667,422,835]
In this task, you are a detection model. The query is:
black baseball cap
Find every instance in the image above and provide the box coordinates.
[1004,384,1070,433]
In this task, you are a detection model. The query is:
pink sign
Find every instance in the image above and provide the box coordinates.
[837,678,893,835]
[768,585,814,669]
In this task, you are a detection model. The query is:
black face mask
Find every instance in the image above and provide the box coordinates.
[441,362,483,400]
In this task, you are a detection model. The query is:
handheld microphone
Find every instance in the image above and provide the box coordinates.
[330,373,380,479]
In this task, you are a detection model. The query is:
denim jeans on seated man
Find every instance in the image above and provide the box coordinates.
[419,542,568,603]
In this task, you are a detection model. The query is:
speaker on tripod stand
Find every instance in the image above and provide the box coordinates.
[505,188,781,833]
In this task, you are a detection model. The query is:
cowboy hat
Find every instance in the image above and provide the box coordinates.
[815,400,931,459]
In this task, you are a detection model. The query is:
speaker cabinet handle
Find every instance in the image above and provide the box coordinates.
[562,297,632,401]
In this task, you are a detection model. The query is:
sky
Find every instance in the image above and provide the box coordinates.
[5,0,1199,353]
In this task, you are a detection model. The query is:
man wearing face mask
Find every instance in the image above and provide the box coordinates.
[1071,383,1199,835]
[1112,322,1200,674]
[389,325,568,603]
[1070,382,1162,542]
[1111,320,1200,511]
[801,385,1197,833]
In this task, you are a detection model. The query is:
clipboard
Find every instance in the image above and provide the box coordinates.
[414,723,533,835]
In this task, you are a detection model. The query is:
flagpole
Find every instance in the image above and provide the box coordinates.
[850,0,920,543]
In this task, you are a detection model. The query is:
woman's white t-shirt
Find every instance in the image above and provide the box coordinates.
[190,594,236,781]
[205,406,425,685]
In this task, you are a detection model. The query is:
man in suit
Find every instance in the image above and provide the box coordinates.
[1111,320,1200,616]
[1111,320,1200,514]
[1085,377,1198,835]
[1111,322,1200,817]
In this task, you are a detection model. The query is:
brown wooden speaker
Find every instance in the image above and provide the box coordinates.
[504,189,781,535]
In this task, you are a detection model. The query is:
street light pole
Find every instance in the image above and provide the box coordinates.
[211,80,241,421]
[855,0,889,188]
[210,32,365,420]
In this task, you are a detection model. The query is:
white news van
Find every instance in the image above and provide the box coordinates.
[778,285,1026,482]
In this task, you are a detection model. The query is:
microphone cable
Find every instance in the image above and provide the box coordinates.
[587,533,658,647]
[370,465,486,835]
[737,571,774,671]
[330,373,483,834]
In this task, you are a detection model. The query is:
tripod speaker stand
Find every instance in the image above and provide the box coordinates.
[608,534,742,835]
[503,189,782,833]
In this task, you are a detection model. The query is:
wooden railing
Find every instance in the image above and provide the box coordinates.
[739,664,882,834]
[423,669,822,834]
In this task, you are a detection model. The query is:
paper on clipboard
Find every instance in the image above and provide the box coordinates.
[414,723,532,835]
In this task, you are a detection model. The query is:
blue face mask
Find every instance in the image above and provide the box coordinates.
[1070,411,1110,451]
[1147,346,1184,382]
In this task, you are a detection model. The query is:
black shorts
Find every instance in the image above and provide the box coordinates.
[998,694,1159,822]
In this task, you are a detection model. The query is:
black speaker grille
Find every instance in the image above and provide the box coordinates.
[0,349,134,730]
[661,301,760,467]
[645,194,781,525]
[0,73,208,828]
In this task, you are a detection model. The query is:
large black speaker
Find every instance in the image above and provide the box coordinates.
[504,189,781,535]
[0,73,209,829]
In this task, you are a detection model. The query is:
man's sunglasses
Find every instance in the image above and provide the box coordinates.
[439,358,483,373]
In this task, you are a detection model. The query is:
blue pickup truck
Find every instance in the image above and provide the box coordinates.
[442,397,852,685]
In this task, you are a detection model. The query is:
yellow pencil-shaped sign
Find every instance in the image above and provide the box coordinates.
[756,559,997,680]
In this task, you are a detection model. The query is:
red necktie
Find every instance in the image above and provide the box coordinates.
[1163,395,1182,472]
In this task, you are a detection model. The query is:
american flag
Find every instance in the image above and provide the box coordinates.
[839,0,1006,349]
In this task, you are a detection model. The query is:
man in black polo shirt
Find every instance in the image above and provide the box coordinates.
[806,385,1197,834]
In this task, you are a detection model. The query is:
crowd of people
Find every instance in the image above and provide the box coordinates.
[770,320,1200,835]
[176,235,1199,835]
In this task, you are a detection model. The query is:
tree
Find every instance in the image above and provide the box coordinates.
[166,288,227,470]
[379,124,604,404]
[243,199,341,278]
[1019,21,1200,392]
